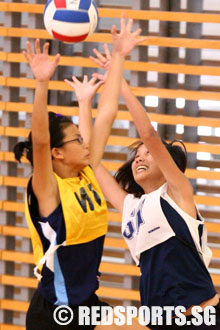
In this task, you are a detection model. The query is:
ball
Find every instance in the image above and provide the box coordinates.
[43,0,98,43]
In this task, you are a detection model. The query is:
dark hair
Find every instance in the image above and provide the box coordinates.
[13,112,73,166]
[115,139,187,198]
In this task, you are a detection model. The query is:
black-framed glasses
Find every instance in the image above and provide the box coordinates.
[55,136,84,148]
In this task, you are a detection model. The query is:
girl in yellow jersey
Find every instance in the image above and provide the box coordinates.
[13,15,146,330]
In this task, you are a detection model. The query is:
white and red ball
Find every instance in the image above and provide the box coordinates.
[43,0,98,43]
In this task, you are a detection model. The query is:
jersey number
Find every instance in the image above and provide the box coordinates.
[74,184,101,213]
[123,209,145,240]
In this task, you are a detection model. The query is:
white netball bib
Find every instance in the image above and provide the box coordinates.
[122,184,175,265]
[122,183,212,268]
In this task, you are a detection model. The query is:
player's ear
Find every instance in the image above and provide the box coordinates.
[51,147,64,160]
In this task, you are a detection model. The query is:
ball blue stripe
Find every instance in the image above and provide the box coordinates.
[44,0,53,15]
[54,10,89,23]
[79,0,92,11]
[92,0,99,19]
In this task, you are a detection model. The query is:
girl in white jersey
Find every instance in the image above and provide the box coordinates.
[89,45,220,330]
[13,17,146,330]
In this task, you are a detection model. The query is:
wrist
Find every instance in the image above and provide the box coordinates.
[112,50,126,59]
[78,99,92,107]
[35,79,50,85]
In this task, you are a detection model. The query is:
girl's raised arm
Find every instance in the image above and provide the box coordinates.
[121,78,195,216]
[89,14,147,170]
[64,75,103,144]
[96,164,127,213]
[23,39,60,216]
[91,43,194,216]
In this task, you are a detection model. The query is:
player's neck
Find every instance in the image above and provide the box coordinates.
[53,162,80,179]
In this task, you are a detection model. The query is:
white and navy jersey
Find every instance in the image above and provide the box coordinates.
[122,183,216,312]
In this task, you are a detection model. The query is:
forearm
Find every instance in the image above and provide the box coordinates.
[121,78,155,139]
[90,15,146,168]
[96,164,126,213]
[32,81,50,144]
[89,52,124,169]
[97,51,124,119]
[78,100,93,144]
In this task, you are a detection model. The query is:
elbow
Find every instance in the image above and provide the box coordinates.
[32,133,50,146]
[96,110,116,127]
[97,103,118,119]
[141,124,157,142]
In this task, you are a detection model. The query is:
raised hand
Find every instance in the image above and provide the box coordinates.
[64,75,103,104]
[23,39,60,82]
[89,43,111,83]
[90,43,112,70]
[90,14,147,82]
[112,13,147,57]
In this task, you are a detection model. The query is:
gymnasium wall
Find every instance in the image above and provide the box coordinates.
[0,0,220,328]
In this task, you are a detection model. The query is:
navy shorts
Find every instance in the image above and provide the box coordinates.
[26,289,111,330]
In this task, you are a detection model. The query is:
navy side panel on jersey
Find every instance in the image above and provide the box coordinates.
[139,197,216,317]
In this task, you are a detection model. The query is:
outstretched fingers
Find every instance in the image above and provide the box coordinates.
[92,72,106,82]
[88,76,97,85]
[64,78,75,89]
[111,13,148,55]
[22,50,31,63]
[111,25,117,38]
[53,53,60,66]
[23,41,34,62]
[135,35,148,46]
[131,28,148,45]
[120,12,126,33]
[93,79,104,90]
[72,75,79,83]
[83,75,88,83]
[35,39,41,54]
[64,75,79,88]
[92,48,107,66]
[89,55,102,67]
[126,18,133,33]
[132,28,142,38]
[43,42,50,55]
[88,76,103,89]
[104,43,111,61]
[26,41,34,56]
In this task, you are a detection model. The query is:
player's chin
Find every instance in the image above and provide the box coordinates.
[134,172,149,184]
[134,170,147,178]
[78,161,89,172]
[83,158,90,167]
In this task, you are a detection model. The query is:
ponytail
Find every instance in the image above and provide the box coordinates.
[13,111,73,167]
[13,134,33,165]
